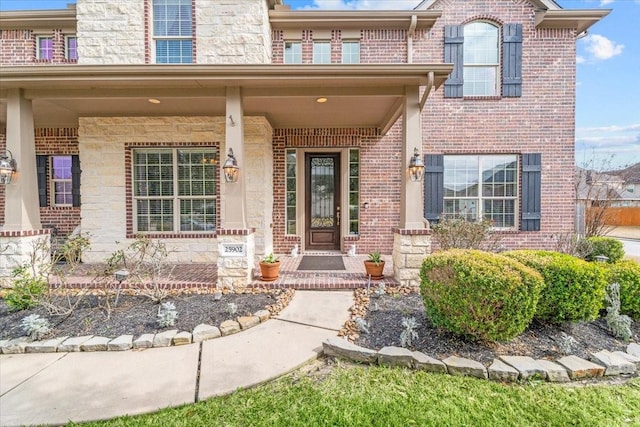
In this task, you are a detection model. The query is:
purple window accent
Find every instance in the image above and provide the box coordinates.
[38,37,53,60]
[66,37,78,60]
[52,156,72,179]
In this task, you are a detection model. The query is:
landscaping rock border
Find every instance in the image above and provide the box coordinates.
[0,290,294,354]
[322,337,639,383]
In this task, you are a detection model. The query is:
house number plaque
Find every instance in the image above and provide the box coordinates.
[221,243,246,257]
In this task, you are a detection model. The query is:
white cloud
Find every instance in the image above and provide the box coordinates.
[600,0,614,5]
[576,55,586,64]
[578,124,640,133]
[301,0,420,10]
[581,34,624,61]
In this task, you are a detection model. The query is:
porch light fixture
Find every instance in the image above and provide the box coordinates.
[0,151,17,184]
[223,148,240,183]
[316,97,328,103]
[148,98,161,104]
[408,147,425,182]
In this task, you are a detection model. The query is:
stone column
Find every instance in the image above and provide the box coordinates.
[223,86,248,229]
[216,229,255,291]
[392,228,431,289]
[400,85,425,229]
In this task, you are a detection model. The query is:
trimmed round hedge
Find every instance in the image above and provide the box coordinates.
[503,250,607,323]
[419,249,544,342]
[606,260,640,319]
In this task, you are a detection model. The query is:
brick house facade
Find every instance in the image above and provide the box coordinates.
[0,0,608,286]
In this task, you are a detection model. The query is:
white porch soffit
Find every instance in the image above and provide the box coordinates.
[0,64,453,132]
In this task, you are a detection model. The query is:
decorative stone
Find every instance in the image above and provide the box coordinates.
[26,337,68,353]
[591,350,636,376]
[412,351,447,373]
[81,336,111,352]
[377,346,414,368]
[59,335,94,352]
[0,339,8,353]
[1,337,30,354]
[192,324,221,343]
[556,355,605,380]
[627,343,640,358]
[172,332,192,346]
[499,355,546,380]
[443,356,487,379]
[613,350,640,368]
[108,335,133,351]
[133,334,155,349]
[220,320,241,336]
[322,337,378,364]
[488,359,519,382]
[153,330,178,347]
[536,360,570,383]
[254,310,270,322]
[238,316,260,330]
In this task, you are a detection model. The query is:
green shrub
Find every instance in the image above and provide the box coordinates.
[503,250,607,323]
[419,249,544,342]
[585,236,624,263]
[606,260,640,319]
[5,265,47,312]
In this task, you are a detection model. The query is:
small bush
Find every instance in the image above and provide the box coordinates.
[420,250,544,342]
[503,250,607,323]
[431,217,502,252]
[21,314,51,340]
[5,265,47,312]
[605,260,640,319]
[585,236,624,263]
[605,283,632,341]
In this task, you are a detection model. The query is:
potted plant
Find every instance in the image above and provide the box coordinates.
[364,250,385,280]
[259,252,280,282]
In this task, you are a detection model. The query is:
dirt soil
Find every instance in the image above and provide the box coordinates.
[354,292,640,365]
[0,290,288,341]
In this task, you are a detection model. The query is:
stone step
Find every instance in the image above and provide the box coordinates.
[108,335,133,351]
[172,332,192,346]
[499,355,546,380]
[153,330,178,347]
[81,336,111,352]
[59,335,94,352]
[133,333,155,349]
[488,359,519,382]
[192,324,221,343]
[220,320,241,336]
[378,346,414,368]
[443,356,487,379]
[536,359,570,383]
[613,350,640,368]
[26,337,68,353]
[1,337,30,354]
[591,350,636,376]
[412,351,447,374]
[322,337,378,363]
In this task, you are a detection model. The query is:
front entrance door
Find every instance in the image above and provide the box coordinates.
[305,153,341,251]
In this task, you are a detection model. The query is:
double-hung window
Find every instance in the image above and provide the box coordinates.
[133,148,217,233]
[51,156,73,206]
[313,41,331,64]
[37,36,53,60]
[284,41,302,64]
[153,0,193,64]
[443,155,518,228]
[65,36,78,61]
[463,22,499,96]
[342,41,360,64]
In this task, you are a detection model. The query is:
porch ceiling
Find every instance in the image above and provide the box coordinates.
[0,64,452,131]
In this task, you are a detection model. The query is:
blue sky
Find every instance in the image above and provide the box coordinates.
[2,0,638,169]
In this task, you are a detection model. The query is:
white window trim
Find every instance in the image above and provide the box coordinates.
[36,35,53,60]
[312,40,331,64]
[64,35,77,60]
[443,154,519,230]
[132,148,217,234]
[463,21,500,97]
[151,0,193,64]
[341,40,360,64]
[50,156,73,207]
[283,40,302,64]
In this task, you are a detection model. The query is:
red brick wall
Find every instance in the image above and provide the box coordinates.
[0,29,77,65]
[0,128,80,239]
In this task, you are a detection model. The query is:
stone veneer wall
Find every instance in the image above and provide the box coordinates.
[0,230,51,280]
[78,116,273,264]
[76,0,146,64]
[196,0,272,64]
[392,230,432,288]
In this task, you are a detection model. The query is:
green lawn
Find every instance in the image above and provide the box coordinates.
[76,364,640,427]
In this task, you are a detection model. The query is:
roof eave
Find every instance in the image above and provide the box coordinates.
[0,9,77,31]
[535,9,611,34]
[269,10,442,30]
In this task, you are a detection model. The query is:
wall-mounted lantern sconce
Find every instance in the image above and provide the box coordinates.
[408,147,425,182]
[0,151,17,184]
[223,148,240,183]
[363,202,370,210]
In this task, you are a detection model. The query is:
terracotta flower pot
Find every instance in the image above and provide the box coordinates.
[364,260,385,280]
[259,261,280,282]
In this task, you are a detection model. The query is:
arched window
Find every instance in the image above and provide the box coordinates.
[463,22,499,96]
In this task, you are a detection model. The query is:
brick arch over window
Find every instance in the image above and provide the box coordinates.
[444,21,522,98]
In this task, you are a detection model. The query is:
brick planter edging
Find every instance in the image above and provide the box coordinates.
[0,290,294,354]
[322,338,640,383]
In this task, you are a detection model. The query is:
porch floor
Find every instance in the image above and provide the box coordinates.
[50,254,398,290]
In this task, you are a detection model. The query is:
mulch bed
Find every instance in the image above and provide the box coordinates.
[0,290,289,341]
[352,290,640,365]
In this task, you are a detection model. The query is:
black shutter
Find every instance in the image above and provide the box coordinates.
[72,155,81,207]
[424,154,444,223]
[444,25,464,98]
[37,155,48,207]
[502,23,523,97]
[521,153,541,231]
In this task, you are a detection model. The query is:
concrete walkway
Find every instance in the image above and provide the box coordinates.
[0,291,354,427]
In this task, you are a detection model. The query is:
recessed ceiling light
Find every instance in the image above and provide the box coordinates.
[316,97,328,103]
[148,98,161,104]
